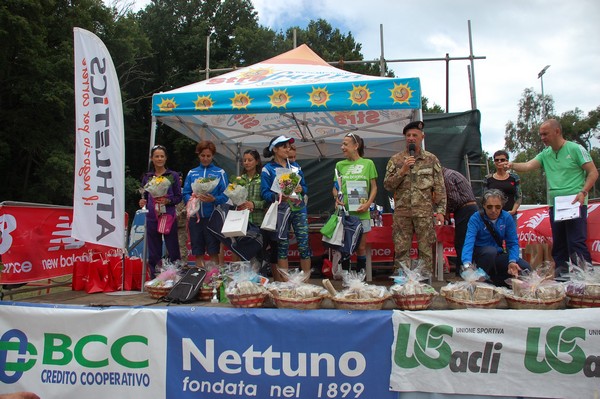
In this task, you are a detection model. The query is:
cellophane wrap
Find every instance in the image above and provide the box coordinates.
[268,269,327,299]
[389,261,436,296]
[334,270,388,299]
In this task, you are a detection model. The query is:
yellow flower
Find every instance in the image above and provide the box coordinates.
[150,176,166,185]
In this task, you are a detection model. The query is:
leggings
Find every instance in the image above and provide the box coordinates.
[278,209,311,259]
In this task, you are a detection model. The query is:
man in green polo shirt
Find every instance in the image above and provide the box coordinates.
[509,119,598,276]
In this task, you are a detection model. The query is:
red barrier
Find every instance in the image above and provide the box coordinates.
[517,203,600,263]
[0,203,114,284]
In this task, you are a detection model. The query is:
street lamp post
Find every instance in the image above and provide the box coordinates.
[538,65,550,116]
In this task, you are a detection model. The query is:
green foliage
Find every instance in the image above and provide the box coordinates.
[505,89,600,202]
[422,97,444,114]
[513,149,547,204]
[285,19,389,77]
[504,88,555,154]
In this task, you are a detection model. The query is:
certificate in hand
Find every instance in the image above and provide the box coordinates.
[554,194,580,221]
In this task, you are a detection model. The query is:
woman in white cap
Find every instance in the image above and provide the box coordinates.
[261,135,311,281]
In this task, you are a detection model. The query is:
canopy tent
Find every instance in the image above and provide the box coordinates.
[151,44,421,161]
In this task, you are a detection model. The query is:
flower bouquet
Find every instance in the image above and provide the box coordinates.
[225,176,249,206]
[187,177,219,219]
[144,175,172,214]
[192,176,219,195]
[278,172,300,196]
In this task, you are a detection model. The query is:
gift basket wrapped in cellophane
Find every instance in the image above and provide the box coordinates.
[267,269,328,309]
[441,266,503,309]
[389,261,437,310]
[325,270,390,310]
[224,262,269,308]
[144,260,181,299]
[501,263,565,309]
[198,262,221,301]
[564,259,600,308]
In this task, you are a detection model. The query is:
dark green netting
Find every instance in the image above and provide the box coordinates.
[213,110,483,217]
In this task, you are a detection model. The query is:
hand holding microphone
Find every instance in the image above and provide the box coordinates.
[408,143,416,169]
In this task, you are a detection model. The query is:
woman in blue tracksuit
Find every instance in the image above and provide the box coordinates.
[182,140,228,265]
[462,189,530,286]
[261,135,311,281]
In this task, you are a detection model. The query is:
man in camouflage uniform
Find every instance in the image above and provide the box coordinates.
[383,121,446,272]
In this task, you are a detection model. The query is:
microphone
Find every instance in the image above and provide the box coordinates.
[408,143,416,169]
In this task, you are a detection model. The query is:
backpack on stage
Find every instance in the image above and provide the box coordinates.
[163,268,207,304]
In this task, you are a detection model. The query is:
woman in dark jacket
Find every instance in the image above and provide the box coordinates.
[139,145,182,277]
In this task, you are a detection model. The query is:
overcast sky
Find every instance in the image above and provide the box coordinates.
[251,0,600,155]
[127,0,600,155]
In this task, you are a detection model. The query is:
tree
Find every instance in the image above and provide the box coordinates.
[0,0,118,204]
[283,19,390,77]
[0,0,154,220]
[505,88,600,202]
[504,88,555,154]
[558,106,600,149]
[422,97,444,114]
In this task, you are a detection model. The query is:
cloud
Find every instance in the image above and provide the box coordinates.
[252,0,600,154]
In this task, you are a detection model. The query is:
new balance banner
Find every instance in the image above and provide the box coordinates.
[0,203,111,284]
[72,27,125,249]
[517,203,600,263]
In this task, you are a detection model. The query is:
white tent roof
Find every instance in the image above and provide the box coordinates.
[152,44,421,160]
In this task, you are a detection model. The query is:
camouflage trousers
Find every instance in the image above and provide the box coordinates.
[392,214,436,272]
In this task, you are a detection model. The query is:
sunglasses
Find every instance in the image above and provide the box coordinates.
[152,145,166,150]
[494,158,507,163]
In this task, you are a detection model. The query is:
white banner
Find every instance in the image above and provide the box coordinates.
[390,308,600,398]
[72,27,125,249]
[0,305,167,398]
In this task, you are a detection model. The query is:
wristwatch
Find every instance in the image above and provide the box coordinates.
[580,190,588,196]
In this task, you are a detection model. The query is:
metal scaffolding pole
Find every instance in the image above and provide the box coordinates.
[199,22,486,111]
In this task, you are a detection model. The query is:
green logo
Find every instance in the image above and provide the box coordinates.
[394,323,453,369]
[524,326,586,374]
[0,330,37,383]
[394,323,503,374]
[1,329,149,384]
